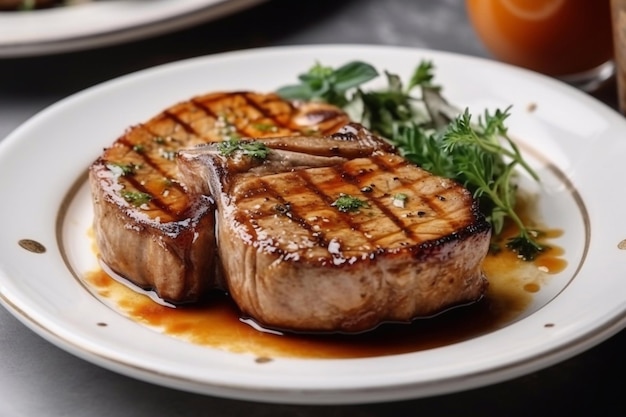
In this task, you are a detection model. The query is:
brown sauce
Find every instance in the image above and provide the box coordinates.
[85,209,567,360]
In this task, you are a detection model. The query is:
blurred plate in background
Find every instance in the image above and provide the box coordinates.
[0,0,267,57]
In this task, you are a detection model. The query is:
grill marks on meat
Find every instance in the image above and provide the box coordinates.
[236,154,482,263]
[89,92,349,303]
[177,127,491,333]
[91,89,491,334]
[97,93,347,218]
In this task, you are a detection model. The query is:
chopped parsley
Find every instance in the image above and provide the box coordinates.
[218,138,270,160]
[332,194,368,212]
[121,190,152,207]
[107,162,139,177]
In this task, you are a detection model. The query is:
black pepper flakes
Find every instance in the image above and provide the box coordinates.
[274,203,292,215]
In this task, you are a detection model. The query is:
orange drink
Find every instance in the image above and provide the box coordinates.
[466,0,614,89]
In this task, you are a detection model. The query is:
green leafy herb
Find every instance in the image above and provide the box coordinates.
[403,108,543,260]
[276,61,379,107]
[406,60,437,91]
[218,138,270,160]
[121,190,152,207]
[107,162,139,177]
[332,194,368,213]
[278,60,544,260]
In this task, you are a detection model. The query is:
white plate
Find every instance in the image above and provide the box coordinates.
[0,45,625,405]
[0,0,266,57]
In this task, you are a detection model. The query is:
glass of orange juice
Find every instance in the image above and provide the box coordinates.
[466,0,614,92]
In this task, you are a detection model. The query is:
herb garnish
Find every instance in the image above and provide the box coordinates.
[276,61,379,107]
[121,190,152,207]
[107,162,140,177]
[400,108,544,259]
[278,60,544,260]
[218,138,270,159]
[332,194,368,213]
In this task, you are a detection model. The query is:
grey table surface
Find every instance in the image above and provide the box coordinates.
[0,1,624,416]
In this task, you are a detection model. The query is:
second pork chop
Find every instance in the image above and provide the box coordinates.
[89,91,349,303]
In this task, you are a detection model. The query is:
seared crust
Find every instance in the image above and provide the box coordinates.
[178,126,491,333]
[89,91,349,302]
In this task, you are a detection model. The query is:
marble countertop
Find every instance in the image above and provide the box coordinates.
[0,1,624,415]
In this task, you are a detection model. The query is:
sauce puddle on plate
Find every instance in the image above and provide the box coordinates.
[85,216,566,360]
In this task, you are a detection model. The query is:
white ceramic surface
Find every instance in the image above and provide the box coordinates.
[0,0,266,57]
[0,45,625,405]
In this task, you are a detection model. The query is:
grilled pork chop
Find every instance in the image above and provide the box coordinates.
[89,91,349,303]
[178,125,491,333]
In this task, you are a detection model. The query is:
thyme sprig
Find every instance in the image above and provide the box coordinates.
[398,108,544,260]
[277,60,544,260]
